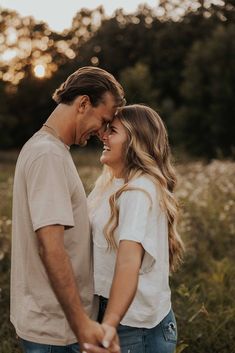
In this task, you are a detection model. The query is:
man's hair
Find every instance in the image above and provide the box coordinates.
[52,66,125,107]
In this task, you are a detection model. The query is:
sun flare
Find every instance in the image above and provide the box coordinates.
[34,64,46,78]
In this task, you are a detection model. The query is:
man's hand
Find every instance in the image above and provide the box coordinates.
[83,322,120,353]
[77,317,103,351]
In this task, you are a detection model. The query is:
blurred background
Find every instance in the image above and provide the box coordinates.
[0,1,234,352]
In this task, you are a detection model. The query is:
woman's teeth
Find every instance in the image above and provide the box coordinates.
[103,145,111,151]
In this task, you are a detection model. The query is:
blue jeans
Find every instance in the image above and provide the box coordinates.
[20,339,79,353]
[98,296,177,353]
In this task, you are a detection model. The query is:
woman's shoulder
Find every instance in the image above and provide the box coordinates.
[128,174,157,193]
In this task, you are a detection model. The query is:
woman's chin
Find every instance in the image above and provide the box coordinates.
[100,155,108,165]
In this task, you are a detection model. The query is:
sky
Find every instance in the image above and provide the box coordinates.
[0,0,158,32]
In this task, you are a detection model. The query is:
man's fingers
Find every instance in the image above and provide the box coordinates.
[83,343,109,353]
[83,343,120,353]
[108,342,120,353]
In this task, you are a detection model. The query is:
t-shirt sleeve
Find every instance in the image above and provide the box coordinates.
[118,188,156,273]
[26,153,75,231]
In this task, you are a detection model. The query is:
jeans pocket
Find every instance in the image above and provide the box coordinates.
[161,320,177,343]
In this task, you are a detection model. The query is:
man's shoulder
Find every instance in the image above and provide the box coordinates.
[17,132,69,172]
[25,132,67,156]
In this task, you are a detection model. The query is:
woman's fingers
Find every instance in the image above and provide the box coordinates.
[101,323,120,352]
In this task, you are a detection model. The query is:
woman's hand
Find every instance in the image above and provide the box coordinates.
[83,323,120,353]
[101,323,120,352]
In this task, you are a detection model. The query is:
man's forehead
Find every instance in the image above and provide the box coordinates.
[103,106,117,120]
[102,91,125,109]
[104,115,114,123]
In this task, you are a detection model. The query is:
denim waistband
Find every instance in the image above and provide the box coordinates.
[97,296,109,323]
[99,296,108,304]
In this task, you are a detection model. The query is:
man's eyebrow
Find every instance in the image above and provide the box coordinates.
[103,116,113,122]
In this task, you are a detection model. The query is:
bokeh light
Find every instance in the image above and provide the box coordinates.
[33,64,46,78]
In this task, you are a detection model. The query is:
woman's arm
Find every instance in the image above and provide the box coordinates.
[83,240,144,353]
[102,239,144,328]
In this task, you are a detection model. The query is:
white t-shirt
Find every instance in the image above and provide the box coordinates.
[88,175,171,328]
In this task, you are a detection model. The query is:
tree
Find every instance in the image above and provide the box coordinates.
[0,8,76,85]
[0,81,18,148]
[119,62,159,109]
[172,24,235,157]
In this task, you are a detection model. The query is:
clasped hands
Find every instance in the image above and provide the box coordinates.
[78,320,120,353]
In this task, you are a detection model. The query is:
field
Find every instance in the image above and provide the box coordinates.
[0,149,234,353]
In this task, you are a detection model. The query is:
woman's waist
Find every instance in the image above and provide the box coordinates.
[97,292,171,328]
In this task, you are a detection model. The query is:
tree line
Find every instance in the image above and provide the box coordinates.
[0,0,234,158]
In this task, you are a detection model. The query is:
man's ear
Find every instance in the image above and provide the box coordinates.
[76,95,91,113]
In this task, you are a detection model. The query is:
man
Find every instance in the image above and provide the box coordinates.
[11,66,125,353]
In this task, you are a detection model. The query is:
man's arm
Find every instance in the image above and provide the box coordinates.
[36,225,104,349]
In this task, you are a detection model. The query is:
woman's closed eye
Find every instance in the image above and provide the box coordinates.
[109,126,118,134]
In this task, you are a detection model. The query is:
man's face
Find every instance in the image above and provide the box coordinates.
[76,92,117,146]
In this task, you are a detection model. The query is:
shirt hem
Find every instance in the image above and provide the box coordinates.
[15,328,77,346]
[11,315,77,346]
[33,219,74,232]
[119,303,172,328]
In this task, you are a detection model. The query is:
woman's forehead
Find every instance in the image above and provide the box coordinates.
[111,116,123,126]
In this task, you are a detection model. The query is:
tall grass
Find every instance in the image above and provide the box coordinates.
[174,160,235,353]
[0,150,234,353]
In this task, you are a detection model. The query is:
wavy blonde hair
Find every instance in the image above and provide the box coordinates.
[90,104,184,272]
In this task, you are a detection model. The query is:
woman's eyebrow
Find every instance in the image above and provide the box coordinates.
[109,124,118,130]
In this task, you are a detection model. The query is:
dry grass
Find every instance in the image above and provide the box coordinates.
[0,150,234,353]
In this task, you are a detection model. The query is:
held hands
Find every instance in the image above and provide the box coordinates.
[82,321,120,353]
[101,322,120,352]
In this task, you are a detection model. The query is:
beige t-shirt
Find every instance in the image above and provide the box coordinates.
[88,175,171,328]
[11,132,97,345]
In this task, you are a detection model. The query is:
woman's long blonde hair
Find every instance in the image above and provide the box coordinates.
[91,104,184,272]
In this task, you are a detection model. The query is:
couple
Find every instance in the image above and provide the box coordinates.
[11,66,184,353]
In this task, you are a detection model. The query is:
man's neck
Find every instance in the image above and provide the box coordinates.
[44,104,75,146]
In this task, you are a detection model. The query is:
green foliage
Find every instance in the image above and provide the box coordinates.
[172,24,235,157]
[1,3,235,156]
[0,156,20,352]
[0,152,234,352]
[172,160,235,352]
[119,63,159,109]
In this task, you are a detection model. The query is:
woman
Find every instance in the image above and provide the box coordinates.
[88,104,184,353]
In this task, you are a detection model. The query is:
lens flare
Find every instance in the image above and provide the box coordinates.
[34,64,45,78]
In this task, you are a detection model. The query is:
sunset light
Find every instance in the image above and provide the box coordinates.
[33,64,46,78]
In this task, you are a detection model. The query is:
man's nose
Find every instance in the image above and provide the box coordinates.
[97,127,107,141]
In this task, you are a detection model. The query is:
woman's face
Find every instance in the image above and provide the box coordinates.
[100,117,128,177]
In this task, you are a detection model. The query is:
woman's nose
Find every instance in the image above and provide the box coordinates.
[101,130,108,141]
